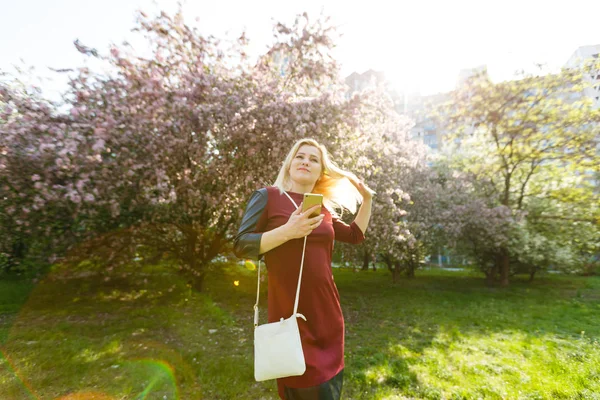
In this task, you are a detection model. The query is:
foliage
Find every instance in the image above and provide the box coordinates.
[433,64,600,285]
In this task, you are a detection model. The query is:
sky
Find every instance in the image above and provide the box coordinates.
[1,0,600,101]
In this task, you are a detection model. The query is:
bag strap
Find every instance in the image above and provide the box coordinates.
[254,191,307,328]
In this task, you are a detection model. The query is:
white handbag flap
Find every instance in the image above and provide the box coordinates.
[254,314,307,381]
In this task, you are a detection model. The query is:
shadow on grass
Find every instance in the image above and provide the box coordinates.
[0,267,250,399]
[202,264,600,398]
[1,264,599,399]
[329,269,600,399]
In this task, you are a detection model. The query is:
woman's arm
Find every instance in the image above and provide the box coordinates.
[353,196,372,234]
[233,189,268,260]
[233,189,324,259]
[331,180,374,244]
[259,225,293,255]
[351,178,374,234]
[260,204,324,254]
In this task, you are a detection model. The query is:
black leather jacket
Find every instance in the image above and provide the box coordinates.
[233,188,268,261]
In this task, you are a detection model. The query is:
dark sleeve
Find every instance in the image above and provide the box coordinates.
[332,217,365,244]
[233,188,268,260]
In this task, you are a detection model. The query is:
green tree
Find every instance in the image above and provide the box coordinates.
[437,65,600,286]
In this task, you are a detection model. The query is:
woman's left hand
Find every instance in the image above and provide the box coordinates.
[352,178,375,201]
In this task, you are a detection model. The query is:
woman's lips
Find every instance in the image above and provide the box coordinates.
[298,168,310,172]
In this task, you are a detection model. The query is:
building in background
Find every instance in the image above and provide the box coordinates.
[344,69,451,152]
[344,45,600,267]
[563,45,600,191]
[564,44,600,109]
[456,65,487,87]
[344,69,387,94]
[345,44,600,154]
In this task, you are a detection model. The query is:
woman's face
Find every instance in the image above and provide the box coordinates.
[289,144,323,187]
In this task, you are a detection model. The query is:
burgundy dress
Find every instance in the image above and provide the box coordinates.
[234,186,365,400]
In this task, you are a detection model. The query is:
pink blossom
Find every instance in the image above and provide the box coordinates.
[92,139,105,152]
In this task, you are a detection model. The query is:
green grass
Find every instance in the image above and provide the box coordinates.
[336,269,600,399]
[0,278,35,344]
[0,265,599,399]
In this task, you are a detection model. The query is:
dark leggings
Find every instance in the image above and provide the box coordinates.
[283,369,344,400]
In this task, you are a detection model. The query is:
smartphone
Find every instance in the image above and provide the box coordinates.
[302,193,323,218]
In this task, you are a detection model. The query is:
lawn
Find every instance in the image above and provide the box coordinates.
[0,264,599,399]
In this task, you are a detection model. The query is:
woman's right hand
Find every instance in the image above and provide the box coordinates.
[284,203,324,239]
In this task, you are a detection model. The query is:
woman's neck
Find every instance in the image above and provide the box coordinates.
[289,182,315,194]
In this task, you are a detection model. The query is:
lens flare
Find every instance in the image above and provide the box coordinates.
[244,260,256,271]
[0,346,41,400]
[123,358,179,400]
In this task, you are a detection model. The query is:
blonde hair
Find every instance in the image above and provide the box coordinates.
[273,138,363,217]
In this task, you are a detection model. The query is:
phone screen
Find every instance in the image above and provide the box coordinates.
[302,193,323,217]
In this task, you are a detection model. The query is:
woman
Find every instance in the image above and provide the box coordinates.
[233,138,374,400]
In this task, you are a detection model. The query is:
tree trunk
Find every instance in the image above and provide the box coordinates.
[406,264,415,278]
[528,267,536,282]
[179,257,206,292]
[362,250,370,271]
[384,258,392,271]
[486,261,498,287]
[498,251,510,287]
[187,270,206,292]
[393,261,402,283]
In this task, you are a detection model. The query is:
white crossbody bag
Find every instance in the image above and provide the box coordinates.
[253,192,308,382]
